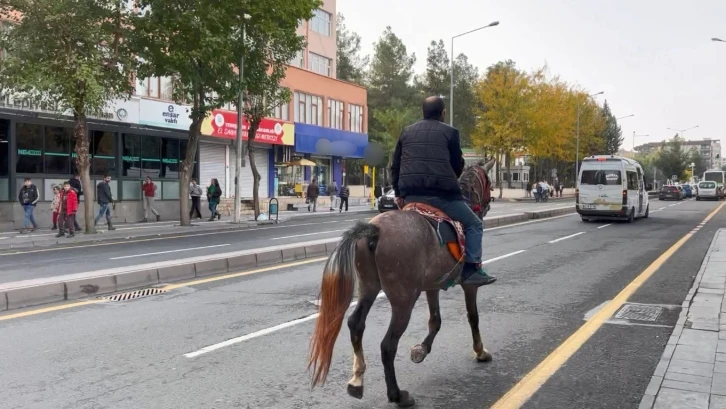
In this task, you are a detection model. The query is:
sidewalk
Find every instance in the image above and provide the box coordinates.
[640,229,726,409]
[0,205,376,250]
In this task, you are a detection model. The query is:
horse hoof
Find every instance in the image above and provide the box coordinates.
[410,344,427,363]
[347,383,364,400]
[476,349,493,362]
[396,390,416,408]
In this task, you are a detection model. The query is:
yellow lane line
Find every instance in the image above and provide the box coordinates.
[0,257,328,322]
[490,201,726,409]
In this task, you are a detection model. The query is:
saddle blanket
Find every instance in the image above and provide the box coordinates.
[402,202,466,262]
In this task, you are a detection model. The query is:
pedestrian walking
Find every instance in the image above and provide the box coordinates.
[306,178,319,212]
[50,185,61,231]
[189,179,203,219]
[69,173,83,231]
[338,183,350,213]
[94,174,116,230]
[18,177,39,233]
[206,178,222,221]
[141,177,160,222]
[525,181,532,198]
[327,179,338,211]
[55,181,78,238]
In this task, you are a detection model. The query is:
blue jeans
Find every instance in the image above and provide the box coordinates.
[94,203,111,225]
[209,201,218,216]
[22,204,37,229]
[405,196,483,264]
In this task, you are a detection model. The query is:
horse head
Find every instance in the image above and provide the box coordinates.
[460,158,495,219]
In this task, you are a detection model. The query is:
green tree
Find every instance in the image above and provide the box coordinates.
[335,13,367,84]
[131,0,254,226]
[367,26,417,119]
[452,54,480,147]
[373,106,417,184]
[601,100,623,154]
[655,134,688,182]
[417,40,449,98]
[242,0,319,219]
[0,0,137,233]
[687,147,707,178]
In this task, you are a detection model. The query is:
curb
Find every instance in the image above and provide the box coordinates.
[638,228,724,409]
[0,206,576,313]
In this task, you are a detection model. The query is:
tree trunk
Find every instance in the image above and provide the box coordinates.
[73,112,95,234]
[180,116,203,226]
[247,120,261,220]
[497,151,503,199]
[505,151,512,189]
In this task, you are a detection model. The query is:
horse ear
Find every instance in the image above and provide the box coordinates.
[483,159,495,172]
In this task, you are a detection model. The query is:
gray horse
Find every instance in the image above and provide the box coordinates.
[308,159,496,407]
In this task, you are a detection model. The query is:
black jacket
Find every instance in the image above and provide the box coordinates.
[69,178,82,203]
[18,184,39,205]
[96,182,113,204]
[391,119,464,199]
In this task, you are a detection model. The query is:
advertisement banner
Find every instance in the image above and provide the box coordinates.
[139,99,193,130]
[201,109,294,146]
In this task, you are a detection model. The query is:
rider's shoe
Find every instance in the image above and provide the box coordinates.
[462,263,497,286]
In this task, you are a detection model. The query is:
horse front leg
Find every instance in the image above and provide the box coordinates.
[410,290,442,363]
[463,285,492,362]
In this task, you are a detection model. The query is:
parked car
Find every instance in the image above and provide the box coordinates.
[659,185,683,201]
[378,189,397,212]
[681,184,693,198]
[697,181,720,201]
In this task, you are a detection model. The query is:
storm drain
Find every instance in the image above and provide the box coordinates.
[100,288,167,302]
[614,303,663,322]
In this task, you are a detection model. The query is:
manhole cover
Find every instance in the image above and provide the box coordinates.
[99,288,167,302]
[614,304,663,322]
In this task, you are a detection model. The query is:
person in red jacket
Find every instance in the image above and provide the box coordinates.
[55,181,78,238]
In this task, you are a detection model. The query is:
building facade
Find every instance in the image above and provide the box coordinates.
[635,138,722,170]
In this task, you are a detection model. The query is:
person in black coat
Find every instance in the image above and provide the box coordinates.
[391,96,496,286]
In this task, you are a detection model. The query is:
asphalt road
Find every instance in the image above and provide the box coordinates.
[0,200,570,285]
[1,198,723,409]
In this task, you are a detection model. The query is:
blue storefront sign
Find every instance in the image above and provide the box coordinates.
[293,123,368,158]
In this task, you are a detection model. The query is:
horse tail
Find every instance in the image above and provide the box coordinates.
[308,221,380,388]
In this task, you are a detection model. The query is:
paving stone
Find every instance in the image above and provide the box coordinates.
[720,331,726,340]
[715,361,726,374]
[653,387,709,409]
[714,373,726,395]
[717,353,726,363]
[662,379,711,394]
[719,341,726,354]
[694,294,724,305]
[691,306,721,320]
[711,394,726,409]
[669,360,715,378]
[693,322,721,332]
[702,282,726,290]
[699,288,725,295]
[674,344,717,363]
[665,372,712,386]
[680,329,720,347]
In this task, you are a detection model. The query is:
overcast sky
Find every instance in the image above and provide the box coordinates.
[337,0,726,151]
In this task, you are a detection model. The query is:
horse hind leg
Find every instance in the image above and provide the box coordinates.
[381,302,417,407]
[464,285,493,362]
[346,288,379,399]
[410,290,442,364]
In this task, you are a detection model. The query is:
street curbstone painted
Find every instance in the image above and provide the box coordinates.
[194,259,229,277]
[66,276,117,300]
[282,247,306,262]
[0,292,6,311]
[227,254,257,271]
[305,244,327,258]
[325,242,338,255]
[158,264,195,283]
[115,269,159,291]
[6,282,65,310]
[255,250,283,267]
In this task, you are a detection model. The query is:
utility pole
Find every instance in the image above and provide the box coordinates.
[233,15,251,224]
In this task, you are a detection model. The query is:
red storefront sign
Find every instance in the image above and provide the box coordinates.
[208,110,289,145]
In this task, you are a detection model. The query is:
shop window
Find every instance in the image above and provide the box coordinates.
[122,133,141,178]
[121,179,141,200]
[348,104,364,133]
[92,131,116,176]
[141,135,161,178]
[160,137,180,179]
[327,99,344,130]
[16,123,43,174]
[0,119,8,200]
[44,126,72,174]
[162,180,180,199]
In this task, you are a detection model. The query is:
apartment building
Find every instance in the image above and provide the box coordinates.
[635,138,722,170]
[0,0,368,227]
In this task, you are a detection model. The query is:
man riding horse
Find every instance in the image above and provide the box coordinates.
[391,95,496,286]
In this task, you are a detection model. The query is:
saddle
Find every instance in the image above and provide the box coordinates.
[402,202,466,263]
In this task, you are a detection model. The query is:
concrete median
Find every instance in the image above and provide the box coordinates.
[0,206,576,312]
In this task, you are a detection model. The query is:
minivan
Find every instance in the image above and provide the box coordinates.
[577,155,649,223]
[697,181,720,201]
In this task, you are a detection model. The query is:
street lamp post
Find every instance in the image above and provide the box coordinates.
[691,162,696,184]
[233,13,252,224]
[575,91,604,181]
[616,114,635,120]
[666,125,699,139]
[450,21,499,126]
[632,132,649,153]
[712,38,726,43]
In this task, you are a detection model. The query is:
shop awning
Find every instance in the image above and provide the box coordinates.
[284,158,317,167]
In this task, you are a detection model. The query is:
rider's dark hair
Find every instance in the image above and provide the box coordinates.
[422,96,445,120]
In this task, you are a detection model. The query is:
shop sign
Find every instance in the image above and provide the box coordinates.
[0,90,140,124]
[200,109,294,146]
[139,99,192,130]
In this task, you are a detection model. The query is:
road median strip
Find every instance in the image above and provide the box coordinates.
[0,206,576,314]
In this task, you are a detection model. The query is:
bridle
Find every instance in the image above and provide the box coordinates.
[459,164,492,219]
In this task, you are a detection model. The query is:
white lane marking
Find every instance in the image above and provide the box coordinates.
[597,224,612,229]
[482,250,526,264]
[548,232,586,244]
[669,204,677,207]
[187,292,387,358]
[0,237,7,240]
[659,207,666,210]
[270,230,346,241]
[109,244,231,260]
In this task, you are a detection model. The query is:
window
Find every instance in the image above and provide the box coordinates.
[290,50,304,68]
[160,137,180,179]
[136,76,174,100]
[272,103,289,121]
[327,99,344,129]
[513,173,519,181]
[141,135,161,178]
[348,104,364,133]
[310,9,331,36]
[122,133,141,178]
[580,168,622,186]
[16,123,44,174]
[160,76,174,100]
[626,171,638,190]
[91,131,116,176]
[523,173,529,182]
[309,52,331,77]
[44,126,73,174]
[294,91,323,125]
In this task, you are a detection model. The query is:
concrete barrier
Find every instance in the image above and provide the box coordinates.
[0,206,576,312]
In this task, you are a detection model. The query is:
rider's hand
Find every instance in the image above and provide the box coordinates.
[395,197,405,209]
